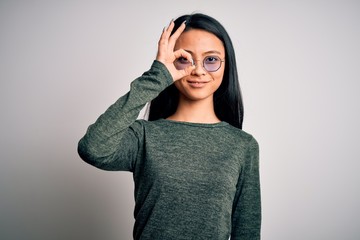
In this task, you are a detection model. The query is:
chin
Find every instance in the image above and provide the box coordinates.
[179,92,215,102]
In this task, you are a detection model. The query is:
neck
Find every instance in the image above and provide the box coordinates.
[167,97,220,124]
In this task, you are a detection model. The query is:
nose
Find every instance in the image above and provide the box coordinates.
[191,59,206,75]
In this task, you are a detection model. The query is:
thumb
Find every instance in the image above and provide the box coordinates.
[173,64,195,81]
[182,64,196,76]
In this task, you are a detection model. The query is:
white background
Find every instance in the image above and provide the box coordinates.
[1,0,359,239]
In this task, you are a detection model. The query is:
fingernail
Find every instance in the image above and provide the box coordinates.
[183,20,187,25]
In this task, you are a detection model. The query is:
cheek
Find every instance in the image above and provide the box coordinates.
[210,71,224,84]
[211,63,225,80]
[210,70,225,92]
[174,79,184,90]
[173,79,188,95]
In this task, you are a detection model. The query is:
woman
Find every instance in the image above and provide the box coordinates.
[78,13,261,240]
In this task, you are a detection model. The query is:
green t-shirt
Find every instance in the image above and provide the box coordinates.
[78,61,261,240]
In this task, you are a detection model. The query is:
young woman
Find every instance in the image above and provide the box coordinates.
[78,13,261,240]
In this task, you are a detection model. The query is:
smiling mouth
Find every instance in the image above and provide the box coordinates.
[187,80,209,84]
[187,80,209,88]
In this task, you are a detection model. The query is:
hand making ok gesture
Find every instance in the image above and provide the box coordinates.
[156,20,195,81]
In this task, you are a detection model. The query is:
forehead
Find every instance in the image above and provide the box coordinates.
[175,29,225,55]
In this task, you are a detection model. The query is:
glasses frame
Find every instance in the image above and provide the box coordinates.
[174,56,225,72]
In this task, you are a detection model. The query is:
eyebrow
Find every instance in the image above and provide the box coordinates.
[184,50,223,55]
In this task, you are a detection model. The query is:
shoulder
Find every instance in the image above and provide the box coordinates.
[134,119,165,130]
[128,119,170,140]
[131,119,169,133]
[223,124,258,146]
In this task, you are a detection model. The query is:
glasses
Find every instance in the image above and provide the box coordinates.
[174,56,225,72]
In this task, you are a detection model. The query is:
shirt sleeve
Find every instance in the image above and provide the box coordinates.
[77,60,173,171]
[231,136,261,239]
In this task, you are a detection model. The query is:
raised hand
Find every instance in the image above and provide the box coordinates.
[156,20,195,81]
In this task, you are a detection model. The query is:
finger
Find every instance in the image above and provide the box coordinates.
[173,49,193,63]
[157,22,173,50]
[170,20,186,41]
[168,21,186,49]
[164,20,175,41]
[158,20,174,45]
[183,64,196,76]
[157,27,167,49]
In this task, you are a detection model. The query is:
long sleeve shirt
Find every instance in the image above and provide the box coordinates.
[78,60,261,240]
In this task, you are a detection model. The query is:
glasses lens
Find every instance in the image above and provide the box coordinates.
[174,57,192,70]
[174,56,223,72]
[204,56,221,72]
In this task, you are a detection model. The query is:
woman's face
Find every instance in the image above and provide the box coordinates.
[173,29,225,102]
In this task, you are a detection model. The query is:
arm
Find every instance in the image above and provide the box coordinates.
[77,20,194,171]
[77,61,173,171]
[231,137,261,239]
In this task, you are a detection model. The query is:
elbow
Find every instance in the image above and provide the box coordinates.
[77,139,90,162]
[77,138,114,170]
[77,138,97,166]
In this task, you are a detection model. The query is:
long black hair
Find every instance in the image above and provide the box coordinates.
[148,13,244,129]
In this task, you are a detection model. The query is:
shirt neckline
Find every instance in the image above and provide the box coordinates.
[158,118,229,128]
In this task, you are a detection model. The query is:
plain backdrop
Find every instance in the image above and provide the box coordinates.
[1,0,359,239]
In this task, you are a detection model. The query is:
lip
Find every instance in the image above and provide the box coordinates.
[187,80,210,88]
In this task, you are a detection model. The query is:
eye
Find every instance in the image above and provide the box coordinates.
[204,56,220,64]
[177,57,191,64]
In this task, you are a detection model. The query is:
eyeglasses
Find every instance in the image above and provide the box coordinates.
[174,56,225,72]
